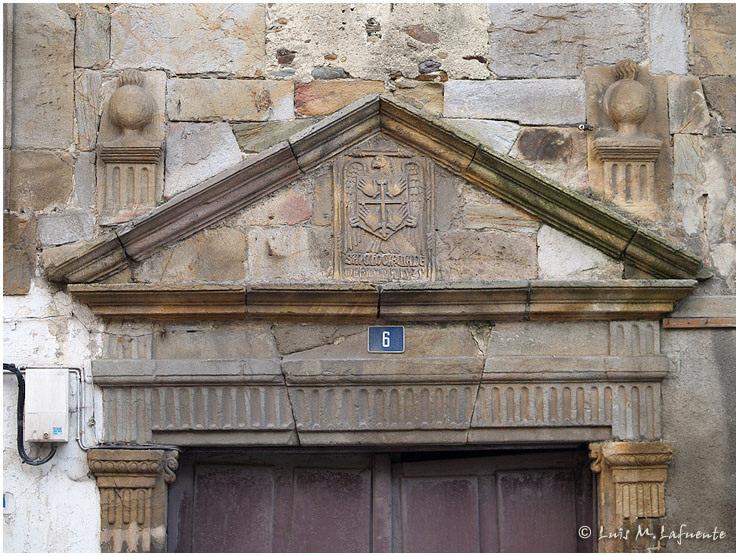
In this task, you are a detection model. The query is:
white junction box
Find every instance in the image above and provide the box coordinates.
[23,368,69,443]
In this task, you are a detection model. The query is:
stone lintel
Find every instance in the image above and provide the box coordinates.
[589,441,674,553]
[68,283,246,319]
[246,284,379,321]
[67,280,696,321]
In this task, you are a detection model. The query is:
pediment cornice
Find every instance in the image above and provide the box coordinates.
[46,95,706,286]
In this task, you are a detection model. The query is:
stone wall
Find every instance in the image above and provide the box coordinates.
[3,3,735,552]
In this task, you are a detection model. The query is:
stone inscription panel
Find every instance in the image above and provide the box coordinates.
[334,148,434,281]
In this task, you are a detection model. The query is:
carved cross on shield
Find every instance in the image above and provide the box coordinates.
[349,155,418,241]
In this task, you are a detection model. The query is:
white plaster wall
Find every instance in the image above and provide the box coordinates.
[3,277,103,552]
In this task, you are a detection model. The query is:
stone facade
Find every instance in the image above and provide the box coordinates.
[3,3,735,553]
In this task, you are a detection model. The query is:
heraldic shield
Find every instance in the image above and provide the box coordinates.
[334,137,435,282]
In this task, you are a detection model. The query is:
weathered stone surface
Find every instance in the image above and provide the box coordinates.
[661,328,735,552]
[444,79,585,125]
[12,4,74,149]
[73,151,96,208]
[8,150,74,211]
[38,210,95,246]
[75,4,110,69]
[702,76,736,130]
[232,119,319,153]
[488,4,647,78]
[237,186,313,227]
[246,227,332,282]
[265,4,490,81]
[272,324,367,355]
[688,3,736,77]
[133,228,246,283]
[111,4,265,76]
[673,134,735,247]
[537,225,624,280]
[153,324,276,360]
[487,321,609,356]
[3,215,37,295]
[446,119,520,154]
[166,79,294,122]
[391,81,443,115]
[311,66,350,80]
[649,4,688,75]
[295,81,385,117]
[668,75,711,134]
[74,69,102,151]
[436,230,537,281]
[509,127,589,193]
[164,122,243,199]
[460,182,538,233]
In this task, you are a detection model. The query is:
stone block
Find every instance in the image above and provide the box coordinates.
[488,3,647,78]
[233,119,319,153]
[702,76,736,130]
[75,4,110,69]
[460,182,538,233]
[445,119,520,154]
[246,227,333,282]
[38,210,95,246]
[8,150,74,211]
[391,82,443,115]
[444,79,585,125]
[509,127,589,193]
[11,4,74,149]
[237,186,313,227]
[648,4,688,75]
[537,225,624,280]
[673,134,735,245]
[73,151,96,208]
[166,79,294,122]
[133,228,246,283]
[272,324,368,356]
[164,122,243,199]
[111,4,265,76]
[487,321,610,356]
[295,81,386,117]
[688,4,736,77]
[3,214,37,295]
[74,69,102,151]
[668,75,711,134]
[265,3,490,81]
[152,324,277,360]
[436,230,537,281]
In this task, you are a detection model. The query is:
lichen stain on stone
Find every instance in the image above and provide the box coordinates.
[252,89,273,113]
[515,128,571,162]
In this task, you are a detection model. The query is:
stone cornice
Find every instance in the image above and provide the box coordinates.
[68,280,695,321]
[44,94,706,284]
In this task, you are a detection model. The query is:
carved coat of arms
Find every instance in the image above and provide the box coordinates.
[334,143,434,282]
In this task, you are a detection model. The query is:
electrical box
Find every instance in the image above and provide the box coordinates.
[23,368,69,443]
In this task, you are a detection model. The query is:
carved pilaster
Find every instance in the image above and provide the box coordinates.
[88,448,179,553]
[589,442,673,553]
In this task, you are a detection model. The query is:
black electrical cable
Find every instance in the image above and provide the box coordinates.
[3,363,57,465]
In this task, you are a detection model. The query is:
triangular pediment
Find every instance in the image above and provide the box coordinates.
[46,94,704,319]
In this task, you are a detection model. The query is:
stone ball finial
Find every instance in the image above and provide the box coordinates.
[109,69,156,133]
[604,60,650,136]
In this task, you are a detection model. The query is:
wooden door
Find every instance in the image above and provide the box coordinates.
[169,449,593,553]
